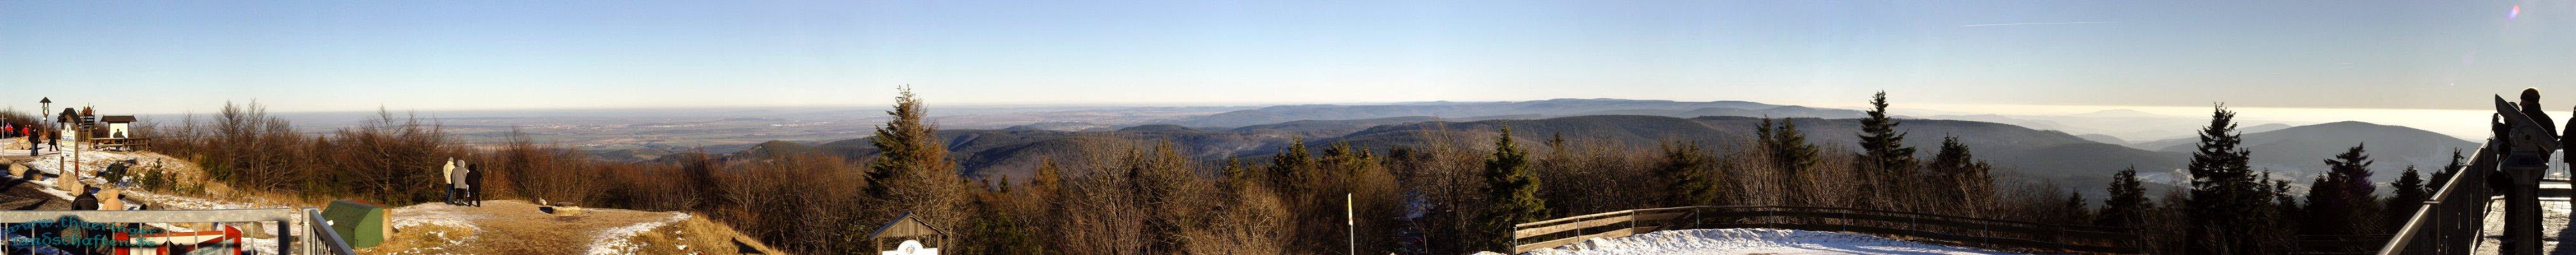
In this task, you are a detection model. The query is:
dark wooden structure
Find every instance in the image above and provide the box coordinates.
[868,212,946,254]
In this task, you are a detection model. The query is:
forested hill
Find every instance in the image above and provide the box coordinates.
[2130,120,2478,184]
[1329,115,2190,196]
[768,114,2191,197]
[1153,98,1869,128]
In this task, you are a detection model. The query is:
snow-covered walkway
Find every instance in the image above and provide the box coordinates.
[1494,228,2011,255]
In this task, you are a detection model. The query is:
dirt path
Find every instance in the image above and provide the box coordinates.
[364,200,690,254]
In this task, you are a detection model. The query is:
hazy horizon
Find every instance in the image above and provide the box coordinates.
[7,1,2572,115]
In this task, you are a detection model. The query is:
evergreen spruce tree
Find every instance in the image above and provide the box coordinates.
[1757,117,1820,206]
[1927,136,1996,215]
[2430,149,2462,191]
[1482,123,1548,251]
[2098,166,2153,228]
[2184,105,2274,254]
[1030,158,1064,196]
[1657,141,1721,207]
[2063,191,2091,224]
[1854,91,1917,210]
[2300,144,2379,235]
[861,86,967,245]
[1268,137,1314,193]
[2388,165,2427,231]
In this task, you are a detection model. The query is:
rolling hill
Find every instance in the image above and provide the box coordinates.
[1154,98,1867,127]
[2132,121,2479,184]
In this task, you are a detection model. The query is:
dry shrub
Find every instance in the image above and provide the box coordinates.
[147,102,467,205]
[488,127,599,206]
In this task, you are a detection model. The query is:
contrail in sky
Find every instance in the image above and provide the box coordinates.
[1960,22,2117,27]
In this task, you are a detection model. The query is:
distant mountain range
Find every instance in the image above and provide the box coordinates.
[2128,121,2478,184]
[1152,98,1868,128]
[584,99,2480,200]
[1916,110,2298,143]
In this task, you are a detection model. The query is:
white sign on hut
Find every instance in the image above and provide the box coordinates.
[870,212,944,255]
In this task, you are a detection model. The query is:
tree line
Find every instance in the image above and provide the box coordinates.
[118,89,2444,254]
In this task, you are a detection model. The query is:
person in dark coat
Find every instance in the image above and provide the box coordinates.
[71,187,98,210]
[466,164,485,207]
[2523,89,2556,133]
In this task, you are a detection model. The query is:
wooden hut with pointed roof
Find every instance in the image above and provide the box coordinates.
[868,212,945,254]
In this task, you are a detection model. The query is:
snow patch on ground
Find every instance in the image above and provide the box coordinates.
[11,144,287,254]
[1508,228,2008,255]
[586,212,690,255]
[389,203,488,229]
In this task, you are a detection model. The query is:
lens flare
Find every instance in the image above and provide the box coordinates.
[2510,4,2521,19]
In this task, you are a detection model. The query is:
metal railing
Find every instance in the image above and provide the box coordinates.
[2377,140,2500,254]
[0,207,355,254]
[301,208,356,255]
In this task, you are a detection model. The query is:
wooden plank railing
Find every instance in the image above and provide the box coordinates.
[1509,205,2143,254]
[2378,140,2500,255]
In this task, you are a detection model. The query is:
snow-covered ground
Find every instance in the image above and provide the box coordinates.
[1490,228,2009,255]
[586,212,692,255]
[8,142,288,254]
[2475,199,2575,254]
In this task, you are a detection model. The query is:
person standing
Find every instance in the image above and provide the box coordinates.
[450,159,471,206]
[465,164,485,207]
[442,157,458,205]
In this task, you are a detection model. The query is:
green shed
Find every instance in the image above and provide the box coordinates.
[320,200,390,248]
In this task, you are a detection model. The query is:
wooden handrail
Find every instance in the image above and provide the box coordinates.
[1508,205,2143,254]
[2377,140,2499,255]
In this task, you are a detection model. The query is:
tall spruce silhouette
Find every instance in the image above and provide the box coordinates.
[1758,116,1820,206]
[2184,104,2277,254]
[2301,144,2379,235]
[1657,141,1722,207]
[1481,122,1547,251]
[2388,165,2426,231]
[2098,166,2151,228]
[1855,91,1916,210]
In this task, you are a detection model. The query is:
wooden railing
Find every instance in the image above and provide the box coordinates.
[1509,205,2142,254]
[2378,140,2500,255]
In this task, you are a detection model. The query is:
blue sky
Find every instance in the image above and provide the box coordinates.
[2,1,2569,113]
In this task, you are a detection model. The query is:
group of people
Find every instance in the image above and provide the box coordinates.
[19,126,50,157]
[443,157,485,207]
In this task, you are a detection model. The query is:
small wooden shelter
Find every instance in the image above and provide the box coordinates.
[867,212,945,255]
[321,200,392,248]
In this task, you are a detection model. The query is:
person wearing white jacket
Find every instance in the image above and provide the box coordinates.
[442,157,458,205]
[452,159,474,205]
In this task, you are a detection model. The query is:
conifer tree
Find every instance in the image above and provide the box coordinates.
[2430,149,2461,191]
[2063,191,2091,224]
[1268,138,1313,193]
[2185,105,2274,254]
[1217,157,1248,186]
[1758,117,1820,205]
[861,85,966,245]
[1657,141,1720,207]
[1927,136,1995,215]
[2098,166,2152,228]
[2388,165,2426,231]
[2302,143,2379,235]
[1855,91,1916,210]
[1482,123,1547,251]
[1030,157,1064,196]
